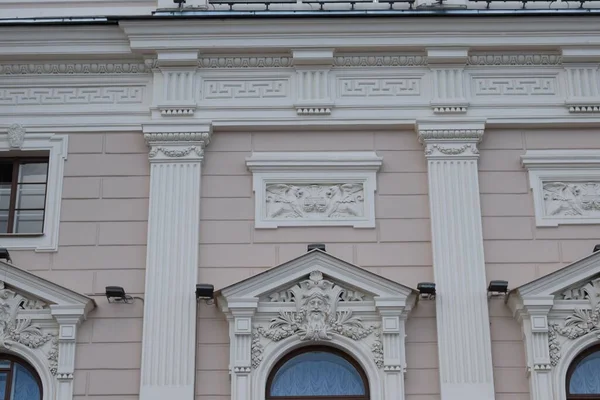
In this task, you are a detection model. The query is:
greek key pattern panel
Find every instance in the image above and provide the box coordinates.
[472,77,558,96]
[201,79,290,100]
[0,86,145,105]
[337,77,422,98]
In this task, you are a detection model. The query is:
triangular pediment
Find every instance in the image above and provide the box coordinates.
[512,250,600,301]
[0,260,95,314]
[217,249,417,310]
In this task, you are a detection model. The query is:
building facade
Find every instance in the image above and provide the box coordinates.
[1,2,600,400]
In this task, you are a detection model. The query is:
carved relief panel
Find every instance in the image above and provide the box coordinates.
[246,152,382,228]
[522,150,600,226]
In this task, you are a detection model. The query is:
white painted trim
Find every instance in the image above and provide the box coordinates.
[0,132,67,252]
[417,120,496,400]
[246,152,382,229]
[217,250,417,400]
[0,259,94,400]
[508,251,600,400]
[522,150,600,227]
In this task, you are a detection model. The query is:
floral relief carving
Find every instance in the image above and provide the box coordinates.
[257,271,377,342]
[265,184,364,221]
[251,331,263,369]
[0,282,57,374]
[548,278,600,365]
[543,182,600,217]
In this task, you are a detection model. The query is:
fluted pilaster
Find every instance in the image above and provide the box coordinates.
[140,124,212,400]
[417,121,495,400]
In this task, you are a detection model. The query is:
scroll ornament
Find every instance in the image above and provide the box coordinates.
[0,282,58,374]
[255,271,382,367]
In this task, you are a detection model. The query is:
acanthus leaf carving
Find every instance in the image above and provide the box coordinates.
[543,182,600,218]
[257,271,377,342]
[265,183,364,221]
[547,280,600,365]
[0,282,57,375]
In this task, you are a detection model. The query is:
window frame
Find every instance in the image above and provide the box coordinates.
[0,354,43,400]
[0,132,68,252]
[566,345,600,400]
[266,346,370,400]
[0,157,50,235]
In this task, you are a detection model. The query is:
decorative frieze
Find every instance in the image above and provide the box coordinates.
[473,77,557,96]
[337,77,421,97]
[199,56,292,69]
[0,62,152,75]
[467,53,562,66]
[522,150,600,226]
[333,54,427,67]
[246,152,382,228]
[0,86,145,105]
[202,79,289,99]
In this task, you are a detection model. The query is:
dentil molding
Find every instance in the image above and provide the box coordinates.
[417,121,485,160]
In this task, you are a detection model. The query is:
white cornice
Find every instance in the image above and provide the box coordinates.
[120,18,600,52]
[246,151,383,171]
[521,150,600,169]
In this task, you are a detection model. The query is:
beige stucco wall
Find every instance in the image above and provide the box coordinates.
[197,129,436,400]
[481,128,600,400]
[7,127,600,400]
[10,131,149,400]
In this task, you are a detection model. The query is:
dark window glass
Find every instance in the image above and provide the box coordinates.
[567,345,600,399]
[0,355,42,400]
[267,346,369,400]
[0,159,48,234]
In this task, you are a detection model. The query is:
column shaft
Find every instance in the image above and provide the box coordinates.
[140,129,210,400]
[418,124,495,400]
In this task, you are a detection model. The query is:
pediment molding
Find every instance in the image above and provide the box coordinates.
[218,250,416,309]
[218,249,417,400]
[508,250,600,400]
[513,251,600,301]
[0,260,94,400]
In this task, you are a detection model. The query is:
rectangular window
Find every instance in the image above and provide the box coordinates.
[0,158,49,234]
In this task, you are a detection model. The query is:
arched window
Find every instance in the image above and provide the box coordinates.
[567,345,600,399]
[0,355,42,400]
[267,346,369,400]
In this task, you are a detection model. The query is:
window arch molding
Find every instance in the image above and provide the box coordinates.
[255,337,382,400]
[217,251,418,400]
